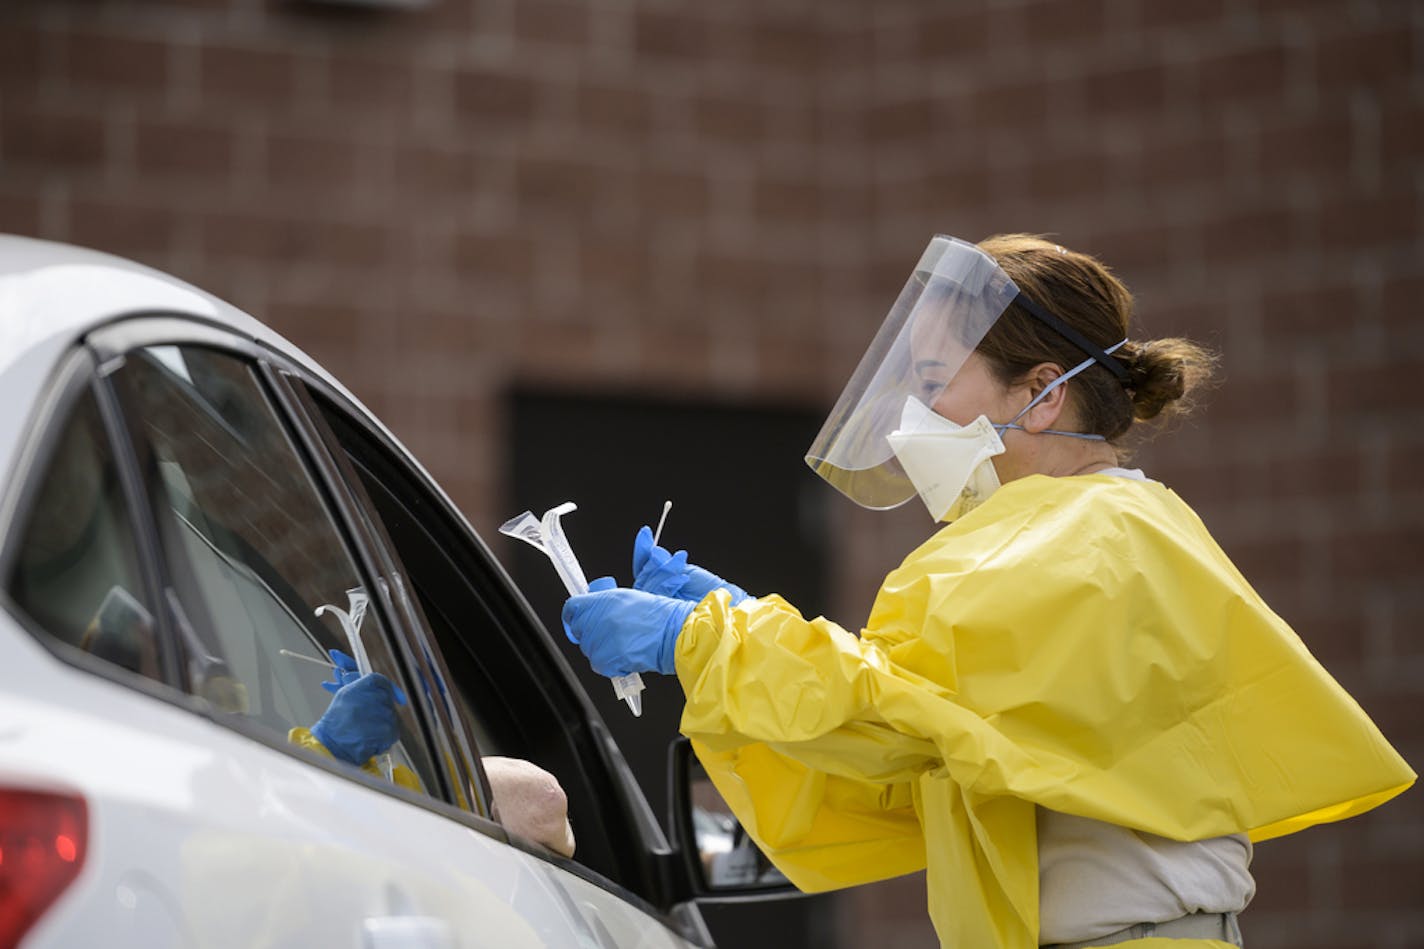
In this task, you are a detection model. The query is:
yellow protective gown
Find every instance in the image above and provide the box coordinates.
[289,726,423,792]
[674,474,1414,949]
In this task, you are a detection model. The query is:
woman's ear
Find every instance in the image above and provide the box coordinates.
[1015,362,1069,433]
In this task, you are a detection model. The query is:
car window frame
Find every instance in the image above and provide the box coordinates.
[78,313,506,830]
[4,312,705,940]
[281,363,700,911]
[260,365,496,818]
[0,344,181,694]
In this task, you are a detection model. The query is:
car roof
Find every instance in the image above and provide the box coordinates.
[0,234,416,498]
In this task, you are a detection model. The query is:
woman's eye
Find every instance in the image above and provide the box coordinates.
[920,380,943,399]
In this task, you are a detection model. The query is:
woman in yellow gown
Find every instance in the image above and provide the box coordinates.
[563,234,1414,948]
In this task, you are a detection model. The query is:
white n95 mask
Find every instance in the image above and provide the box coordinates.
[885,396,1005,522]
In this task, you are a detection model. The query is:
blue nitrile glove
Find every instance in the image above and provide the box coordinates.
[631,525,748,605]
[320,649,409,705]
[562,576,695,677]
[311,673,406,766]
[320,648,361,693]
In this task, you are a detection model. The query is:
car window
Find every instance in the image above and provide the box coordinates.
[9,386,163,683]
[108,345,441,795]
[304,385,650,890]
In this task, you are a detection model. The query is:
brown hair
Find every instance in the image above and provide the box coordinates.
[975,233,1218,442]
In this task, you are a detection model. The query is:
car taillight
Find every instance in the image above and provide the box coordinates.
[0,788,87,947]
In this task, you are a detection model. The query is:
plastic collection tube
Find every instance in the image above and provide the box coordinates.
[500,502,645,717]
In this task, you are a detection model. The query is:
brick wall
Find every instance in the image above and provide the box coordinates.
[2,0,1419,946]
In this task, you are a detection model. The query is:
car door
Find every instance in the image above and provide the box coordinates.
[23,316,634,948]
[274,370,712,949]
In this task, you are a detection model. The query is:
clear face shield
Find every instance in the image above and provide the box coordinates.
[805,236,1021,511]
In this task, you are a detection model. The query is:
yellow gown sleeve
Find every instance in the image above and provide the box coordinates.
[288,726,423,792]
[676,593,937,891]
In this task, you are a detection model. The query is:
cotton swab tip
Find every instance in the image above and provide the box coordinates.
[652,500,673,547]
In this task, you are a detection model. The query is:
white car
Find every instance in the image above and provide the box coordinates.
[0,235,788,948]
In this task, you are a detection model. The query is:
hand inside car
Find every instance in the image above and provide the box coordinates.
[311,672,405,765]
[485,756,576,858]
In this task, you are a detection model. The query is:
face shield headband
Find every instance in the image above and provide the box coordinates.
[805,236,1131,510]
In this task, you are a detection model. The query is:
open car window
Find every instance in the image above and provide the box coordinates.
[302,383,657,894]
[106,344,442,797]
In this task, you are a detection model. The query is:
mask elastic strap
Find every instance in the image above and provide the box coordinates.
[1013,292,1131,386]
[995,339,1127,442]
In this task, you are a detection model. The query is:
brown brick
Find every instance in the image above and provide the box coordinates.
[1327,357,1415,418]
[695,95,763,144]
[1286,606,1366,667]
[514,156,594,216]
[325,54,414,111]
[202,210,314,262]
[1383,435,1424,502]
[1131,133,1232,190]
[393,144,504,195]
[453,232,534,280]
[1019,151,1110,204]
[912,8,990,60]
[577,82,650,136]
[200,43,300,106]
[1208,363,1301,427]
[1327,524,1421,583]
[971,76,1052,129]
[0,21,46,86]
[312,219,389,270]
[1263,447,1366,503]
[1014,0,1108,46]
[512,0,590,47]
[1080,224,1175,277]
[1339,853,1424,911]
[1257,113,1354,181]
[866,97,933,142]
[1133,0,1228,30]
[1379,98,1424,174]
[1318,190,1418,253]
[1245,831,1316,913]
[699,252,771,302]
[1259,282,1359,340]
[452,68,536,122]
[63,29,170,94]
[749,16,818,72]
[135,119,233,180]
[1200,203,1302,263]
[0,191,42,235]
[1196,45,1290,109]
[581,239,645,296]
[1316,28,1415,93]
[912,166,997,219]
[633,10,707,61]
[67,197,176,259]
[263,299,361,353]
[265,131,359,190]
[639,170,708,218]
[753,178,819,223]
[1082,61,1168,116]
[1,105,106,169]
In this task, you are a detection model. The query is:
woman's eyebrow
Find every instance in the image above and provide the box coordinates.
[913,359,948,375]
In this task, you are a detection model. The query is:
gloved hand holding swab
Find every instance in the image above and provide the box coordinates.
[501,502,645,716]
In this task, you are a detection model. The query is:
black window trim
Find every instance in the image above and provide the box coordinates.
[71,312,705,936]
[260,363,493,818]
[281,357,705,920]
[79,314,510,828]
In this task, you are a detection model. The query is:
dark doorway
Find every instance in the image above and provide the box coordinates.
[503,387,839,949]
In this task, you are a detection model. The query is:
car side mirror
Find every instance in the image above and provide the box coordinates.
[667,737,797,899]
